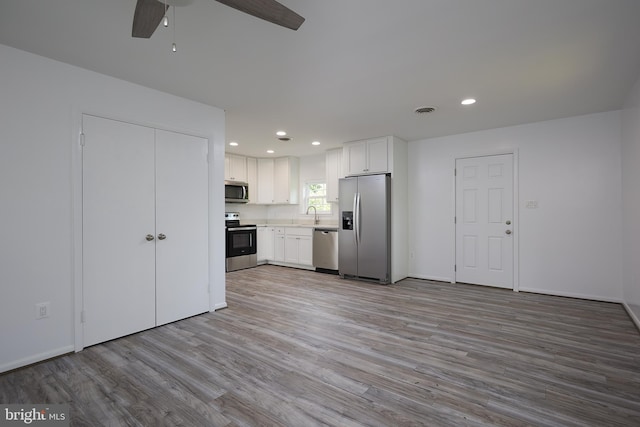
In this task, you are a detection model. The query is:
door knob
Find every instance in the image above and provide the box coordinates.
[157,233,167,240]
[505,230,512,235]
[145,234,154,241]
[506,220,511,225]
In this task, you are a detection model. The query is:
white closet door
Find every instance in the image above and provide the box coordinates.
[155,130,209,325]
[82,115,157,346]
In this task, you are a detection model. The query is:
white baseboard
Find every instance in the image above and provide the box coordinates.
[623,302,640,332]
[0,345,74,374]
[517,287,623,303]
[406,274,453,283]
[213,302,228,311]
[267,261,316,271]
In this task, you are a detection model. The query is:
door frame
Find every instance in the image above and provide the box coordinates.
[452,149,519,292]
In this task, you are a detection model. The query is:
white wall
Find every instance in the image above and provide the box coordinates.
[621,73,640,327]
[0,44,226,372]
[408,111,623,301]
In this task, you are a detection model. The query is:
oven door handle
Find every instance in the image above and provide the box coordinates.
[227,226,257,232]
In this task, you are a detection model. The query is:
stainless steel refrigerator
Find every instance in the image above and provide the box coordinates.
[338,173,391,284]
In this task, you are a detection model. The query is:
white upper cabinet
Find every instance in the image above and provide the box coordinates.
[343,137,389,176]
[225,153,248,182]
[274,157,299,204]
[256,157,299,204]
[246,157,257,204]
[326,148,343,203]
[257,158,275,204]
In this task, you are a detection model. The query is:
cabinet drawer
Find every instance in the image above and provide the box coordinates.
[285,227,313,237]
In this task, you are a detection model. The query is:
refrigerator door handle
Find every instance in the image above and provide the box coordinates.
[352,193,358,244]
[355,192,361,245]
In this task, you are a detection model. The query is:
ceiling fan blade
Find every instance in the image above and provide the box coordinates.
[214,0,305,30]
[132,0,169,38]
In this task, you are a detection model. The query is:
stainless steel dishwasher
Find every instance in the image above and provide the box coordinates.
[313,228,339,272]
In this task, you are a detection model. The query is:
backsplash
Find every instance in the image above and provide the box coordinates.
[225,203,339,225]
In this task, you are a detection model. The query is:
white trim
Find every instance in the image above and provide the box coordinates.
[0,346,74,374]
[407,274,454,283]
[518,287,623,303]
[300,179,333,216]
[512,148,520,292]
[79,110,210,141]
[623,303,640,332]
[267,261,316,271]
[71,107,84,352]
[450,157,457,282]
[213,302,228,311]
[452,149,519,291]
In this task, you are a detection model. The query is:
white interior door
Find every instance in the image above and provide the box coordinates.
[455,154,514,289]
[82,115,156,346]
[155,130,209,326]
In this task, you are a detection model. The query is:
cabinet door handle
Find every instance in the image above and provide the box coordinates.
[158,233,167,240]
[145,234,155,241]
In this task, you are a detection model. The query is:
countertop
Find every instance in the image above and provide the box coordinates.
[250,222,338,230]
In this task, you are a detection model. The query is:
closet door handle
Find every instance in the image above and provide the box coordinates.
[157,233,167,240]
[145,234,155,241]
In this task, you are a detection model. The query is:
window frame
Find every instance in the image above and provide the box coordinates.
[302,180,332,215]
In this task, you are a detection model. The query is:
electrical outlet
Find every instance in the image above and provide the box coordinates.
[35,302,50,319]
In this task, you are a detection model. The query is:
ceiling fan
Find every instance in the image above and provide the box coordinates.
[132,0,305,38]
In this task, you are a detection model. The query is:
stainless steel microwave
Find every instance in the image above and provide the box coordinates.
[225,180,249,203]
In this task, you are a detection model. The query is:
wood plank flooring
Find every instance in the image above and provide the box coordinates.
[2,265,640,426]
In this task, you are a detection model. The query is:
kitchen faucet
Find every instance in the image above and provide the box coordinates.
[306,205,319,225]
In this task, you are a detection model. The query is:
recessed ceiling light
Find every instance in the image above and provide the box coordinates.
[461,98,476,105]
[266,150,275,154]
[312,141,321,146]
[229,141,238,146]
[276,131,287,136]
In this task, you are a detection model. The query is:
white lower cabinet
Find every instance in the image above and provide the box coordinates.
[285,228,313,266]
[257,226,274,262]
[260,226,313,268]
[274,228,285,262]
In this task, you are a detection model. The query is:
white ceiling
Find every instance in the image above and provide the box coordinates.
[2,0,640,158]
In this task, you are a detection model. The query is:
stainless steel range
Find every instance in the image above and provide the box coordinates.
[225,212,257,272]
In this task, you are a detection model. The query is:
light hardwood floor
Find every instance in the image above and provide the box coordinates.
[2,265,640,426]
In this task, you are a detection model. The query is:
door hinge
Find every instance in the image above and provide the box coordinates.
[80,310,86,323]
[454,265,457,272]
[79,132,85,147]
[454,216,457,224]
[454,168,457,176]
